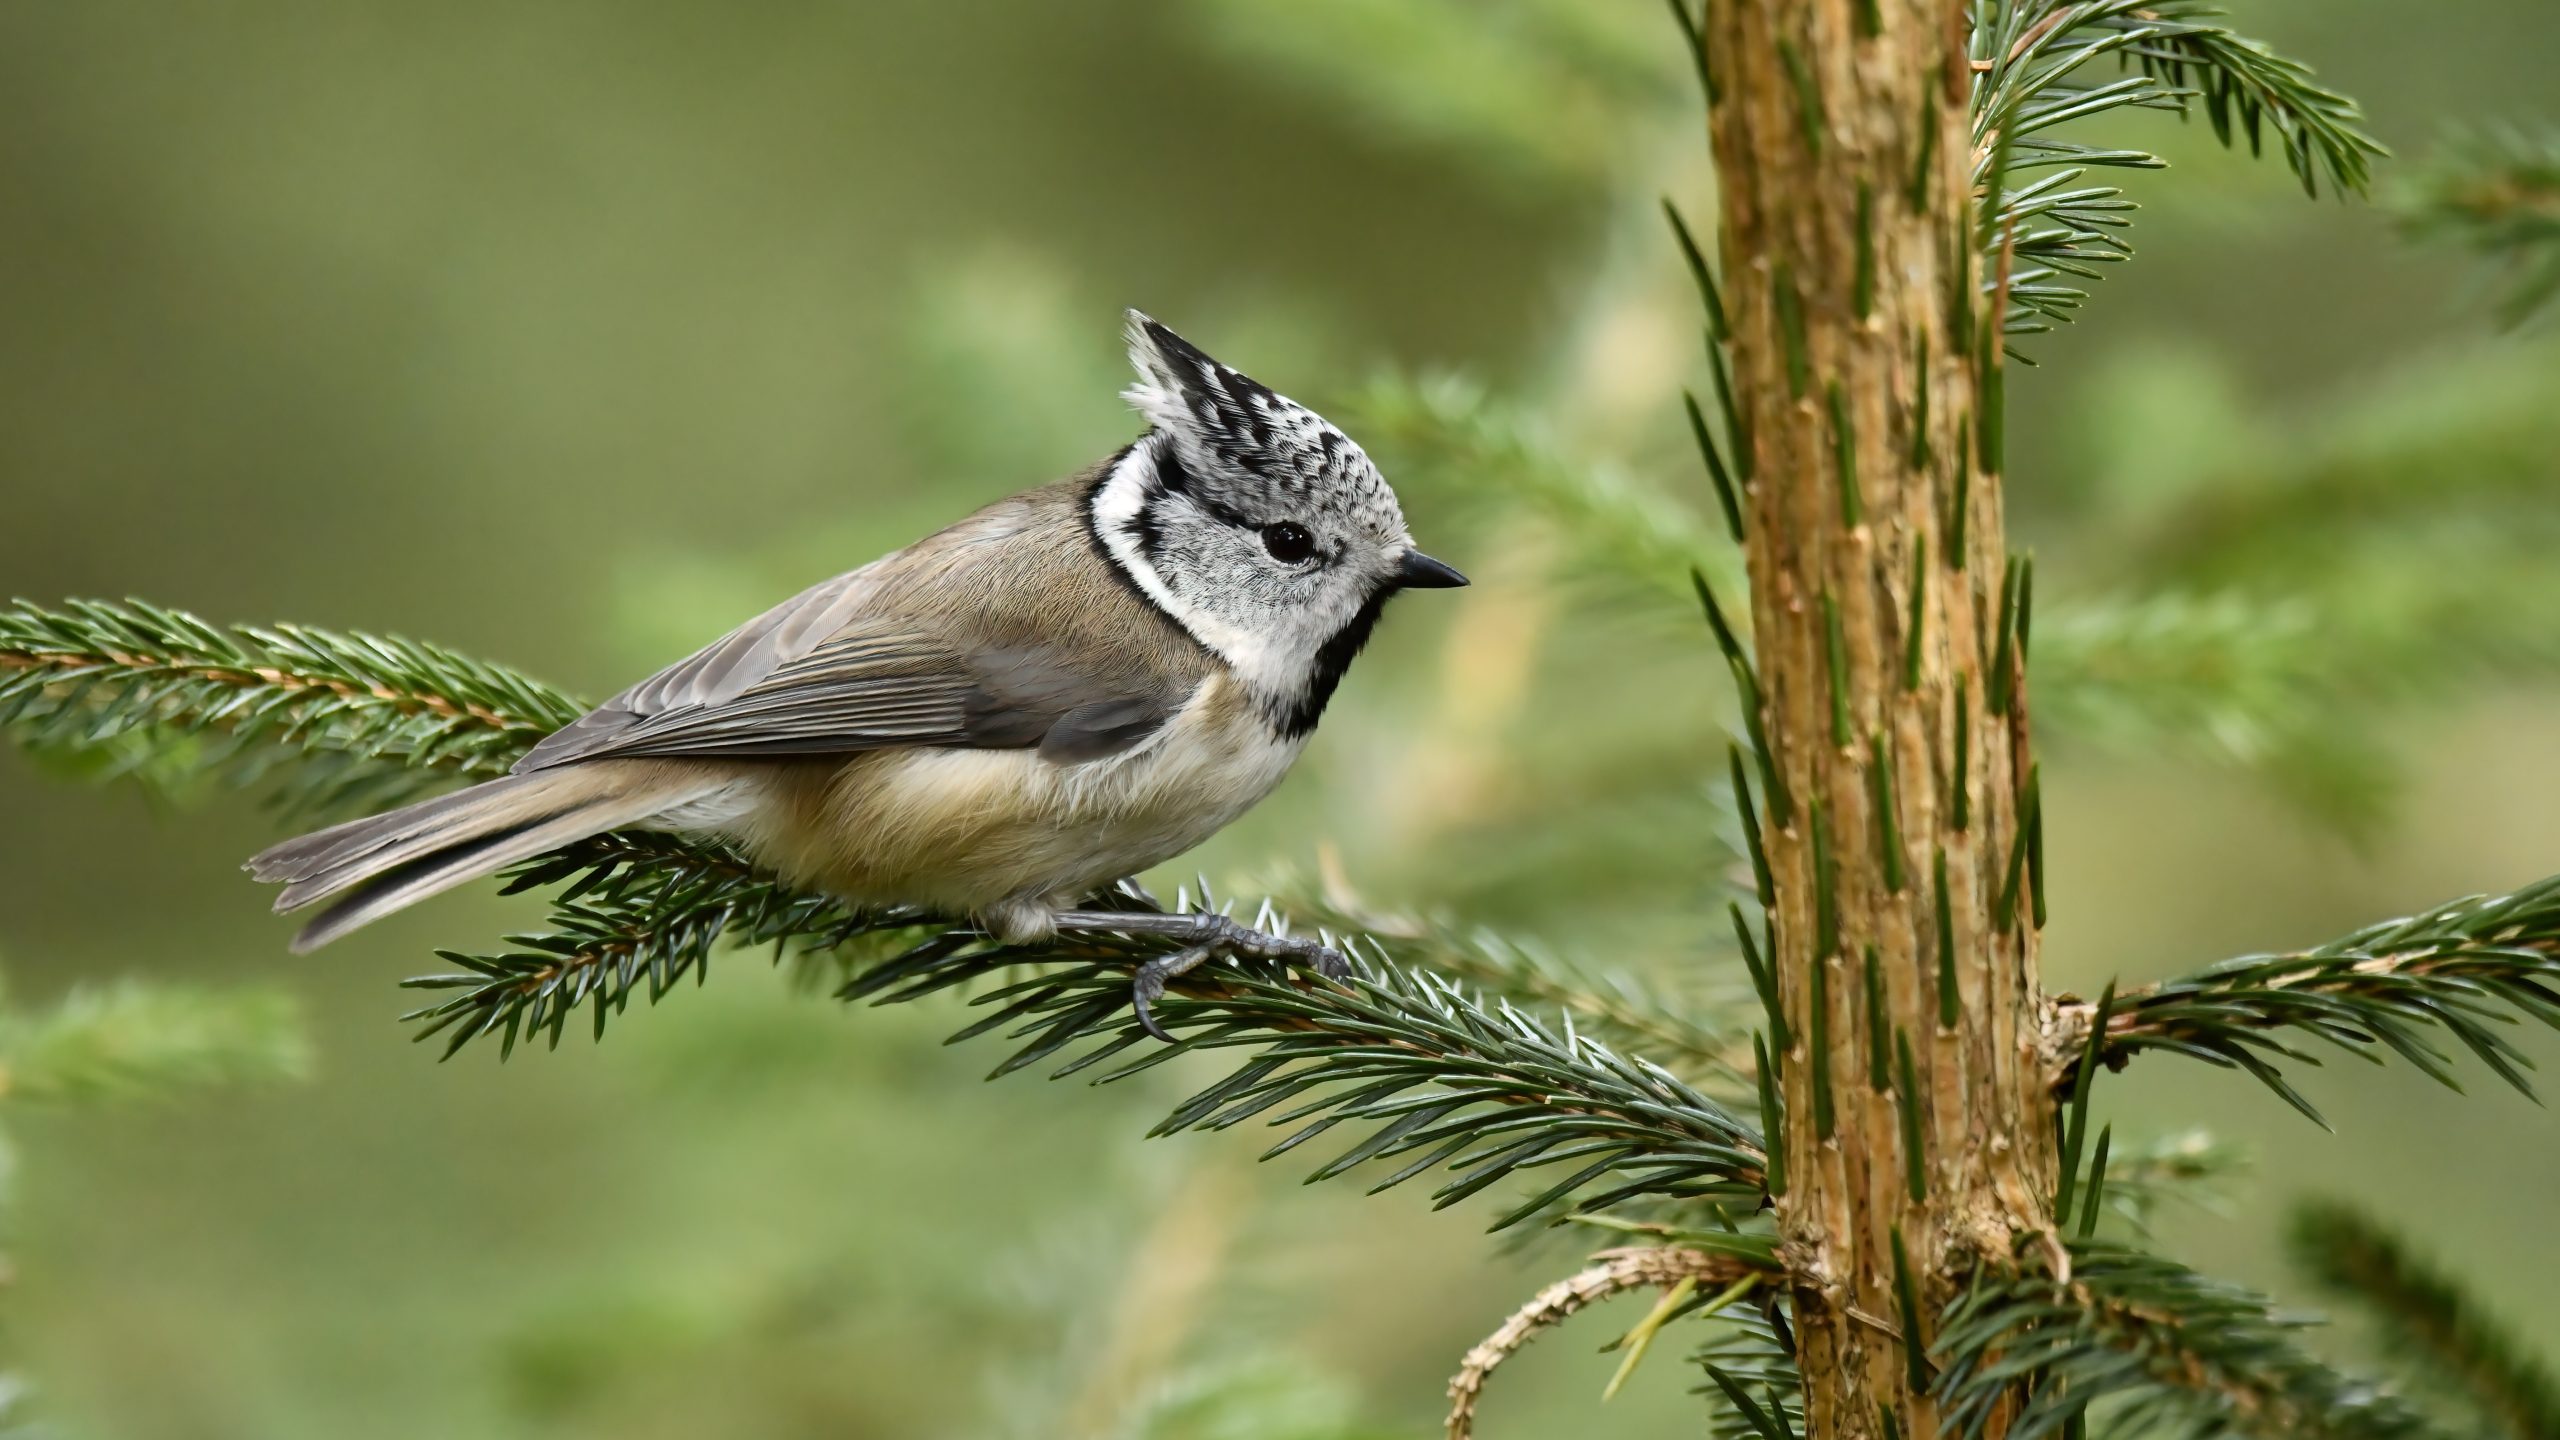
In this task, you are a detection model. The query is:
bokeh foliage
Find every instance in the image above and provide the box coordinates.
[2,2,2559,1437]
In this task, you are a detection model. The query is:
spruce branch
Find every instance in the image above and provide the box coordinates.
[1691,1295,1802,1440]
[1245,858,1756,1084]
[397,832,920,1059]
[2057,876,2560,1125]
[843,919,1768,1226]
[0,977,311,1104]
[1932,1240,2444,1440]
[2394,126,2560,327]
[0,597,578,817]
[1968,1,2383,346]
[2108,3,2384,197]
[2092,1129,2248,1234]
[391,812,1779,1231]
[2289,1200,2560,1440]
[1445,1245,1772,1440]
[1970,1,2176,342]
[2058,342,2560,826]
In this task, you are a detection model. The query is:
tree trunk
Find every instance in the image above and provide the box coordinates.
[1699,3,2055,1436]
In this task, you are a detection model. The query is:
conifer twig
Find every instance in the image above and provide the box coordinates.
[397,832,909,1057]
[2055,876,2560,1124]
[846,921,1769,1224]
[2395,126,2560,327]
[0,597,577,816]
[403,842,1777,1226]
[1933,1240,2445,1440]
[1967,1,2383,348]
[0,977,311,1103]
[1446,1245,1770,1440]
[2115,3,2385,197]
[2289,1200,2560,1440]
[1250,856,1756,1083]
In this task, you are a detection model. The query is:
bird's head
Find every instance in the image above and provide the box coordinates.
[1089,310,1466,735]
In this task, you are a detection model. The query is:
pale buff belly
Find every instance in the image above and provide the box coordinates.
[723,683,1303,922]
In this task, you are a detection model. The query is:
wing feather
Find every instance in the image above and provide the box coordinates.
[511,496,1204,772]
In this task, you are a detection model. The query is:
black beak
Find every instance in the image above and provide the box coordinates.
[1396,549,1469,590]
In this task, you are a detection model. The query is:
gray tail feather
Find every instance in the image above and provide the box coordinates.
[244,765,714,953]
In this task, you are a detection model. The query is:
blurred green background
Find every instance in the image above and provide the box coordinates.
[2,2,2557,1436]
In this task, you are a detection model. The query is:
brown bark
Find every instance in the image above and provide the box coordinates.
[1697,3,2057,1436]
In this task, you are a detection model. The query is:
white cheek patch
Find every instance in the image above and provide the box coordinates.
[1091,441,1283,686]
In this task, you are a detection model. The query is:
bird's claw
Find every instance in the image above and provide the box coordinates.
[1130,945,1208,1044]
[1127,916,1350,1042]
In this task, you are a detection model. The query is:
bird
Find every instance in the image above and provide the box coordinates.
[246,310,1467,1038]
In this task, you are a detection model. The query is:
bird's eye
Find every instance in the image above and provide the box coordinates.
[1260,521,1316,565]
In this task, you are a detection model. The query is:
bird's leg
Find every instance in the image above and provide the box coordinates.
[1044,908,1351,1042]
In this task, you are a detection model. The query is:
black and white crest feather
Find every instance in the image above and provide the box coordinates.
[1121,312,1394,526]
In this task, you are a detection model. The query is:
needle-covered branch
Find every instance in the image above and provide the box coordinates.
[364,817,1784,1226]
[394,831,903,1057]
[2056,876,2560,1124]
[2289,1200,2560,1440]
[2087,1128,2248,1235]
[405,839,1776,1220]
[2395,126,2560,328]
[0,597,577,817]
[1933,1240,2445,1440]
[1243,863,1757,1084]
[844,917,1769,1226]
[0,975,311,1105]
[1969,1,2382,346]
[2109,2,2383,196]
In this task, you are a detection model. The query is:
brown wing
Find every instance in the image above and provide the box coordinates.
[511,486,1208,773]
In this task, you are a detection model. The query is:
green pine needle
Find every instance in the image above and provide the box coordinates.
[1933,1240,2443,1440]
[2394,126,2560,328]
[2070,875,2560,1124]
[0,975,311,1104]
[1,597,579,820]
[1968,0,2384,350]
[839,907,1770,1222]
[2290,1199,2560,1440]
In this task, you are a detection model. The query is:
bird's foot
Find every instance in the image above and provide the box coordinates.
[1043,906,1350,1043]
[1130,918,1349,1042]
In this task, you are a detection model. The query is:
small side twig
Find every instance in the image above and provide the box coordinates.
[1446,1247,1766,1439]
